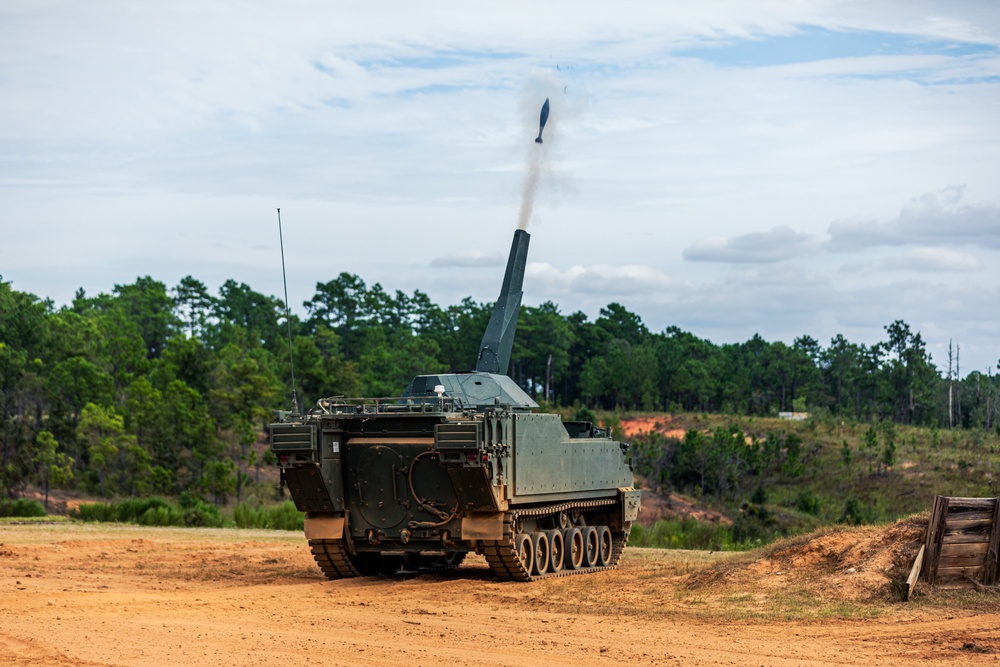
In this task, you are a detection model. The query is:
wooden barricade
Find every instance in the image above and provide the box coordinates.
[922,495,1000,588]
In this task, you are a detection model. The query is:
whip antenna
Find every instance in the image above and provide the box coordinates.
[277,208,298,414]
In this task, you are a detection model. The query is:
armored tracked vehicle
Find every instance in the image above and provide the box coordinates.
[269,229,640,580]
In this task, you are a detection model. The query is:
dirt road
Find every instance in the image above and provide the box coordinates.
[1,523,997,666]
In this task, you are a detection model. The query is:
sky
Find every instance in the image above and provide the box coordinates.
[2,1,999,374]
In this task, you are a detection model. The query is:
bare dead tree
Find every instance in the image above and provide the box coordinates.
[948,339,954,428]
[988,366,994,431]
[956,344,961,427]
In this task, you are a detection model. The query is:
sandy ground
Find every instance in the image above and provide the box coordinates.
[1,523,998,667]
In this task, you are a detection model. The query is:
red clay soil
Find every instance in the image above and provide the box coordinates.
[635,487,732,526]
[2,522,998,666]
[619,415,688,441]
[620,415,731,527]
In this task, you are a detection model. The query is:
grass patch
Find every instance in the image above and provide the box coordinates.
[0,498,47,518]
[68,497,304,530]
[0,514,69,525]
[629,517,742,550]
[233,502,304,531]
[622,411,1000,527]
[906,587,1000,614]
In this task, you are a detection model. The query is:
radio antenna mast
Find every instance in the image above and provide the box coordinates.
[277,208,298,414]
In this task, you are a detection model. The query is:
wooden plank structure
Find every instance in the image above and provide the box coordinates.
[904,545,925,601]
[922,495,1000,588]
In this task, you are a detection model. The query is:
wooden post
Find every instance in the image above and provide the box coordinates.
[923,495,940,583]
[905,545,925,601]
[924,495,949,585]
[986,496,1000,586]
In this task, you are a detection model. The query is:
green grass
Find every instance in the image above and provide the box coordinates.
[0,514,69,525]
[0,498,47,518]
[617,410,1000,527]
[232,501,304,531]
[629,517,754,551]
[68,497,304,530]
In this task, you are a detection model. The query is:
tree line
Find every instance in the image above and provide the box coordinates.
[1,272,996,503]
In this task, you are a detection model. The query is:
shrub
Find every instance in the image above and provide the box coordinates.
[70,502,118,522]
[70,497,223,528]
[839,498,874,525]
[70,498,176,523]
[264,501,304,531]
[176,491,224,527]
[138,505,185,527]
[627,517,744,551]
[68,495,297,530]
[731,503,778,543]
[0,498,47,518]
[232,501,303,531]
[795,490,821,516]
[182,499,223,527]
[232,503,259,528]
[114,497,173,523]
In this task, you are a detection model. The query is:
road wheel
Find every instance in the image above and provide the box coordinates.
[419,552,467,571]
[563,527,584,570]
[442,552,466,569]
[514,533,534,575]
[546,529,564,573]
[530,531,550,576]
[596,526,613,566]
[581,526,599,568]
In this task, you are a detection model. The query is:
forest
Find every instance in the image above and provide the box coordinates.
[1,272,997,506]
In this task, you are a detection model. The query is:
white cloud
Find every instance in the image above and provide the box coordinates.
[2,1,1000,373]
[828,187,1000,251]
[884,247,983,272]
[526,262,685,296]
[640,264,1000,375]
[430,250,505,267]
[683,225,819,263]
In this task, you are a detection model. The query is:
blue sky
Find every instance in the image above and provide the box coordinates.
[2,1,999,373]
[677,26,998,67]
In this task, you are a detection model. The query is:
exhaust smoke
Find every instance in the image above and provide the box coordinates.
[518,97,552,231]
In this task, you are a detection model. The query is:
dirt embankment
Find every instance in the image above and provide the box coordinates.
[1,521,998,666]
[687,516,926,601]
[619,415,690,441]
[635,486,733,526]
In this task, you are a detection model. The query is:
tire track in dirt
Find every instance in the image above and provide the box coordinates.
[1,524,996,666]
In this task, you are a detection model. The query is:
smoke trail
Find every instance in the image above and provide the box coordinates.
[515,74,581,231]
[517,144,544,230]
[517,97,552,231]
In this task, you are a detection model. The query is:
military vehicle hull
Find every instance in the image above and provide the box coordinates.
[272,398,639,580]
[270,228,639,580]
